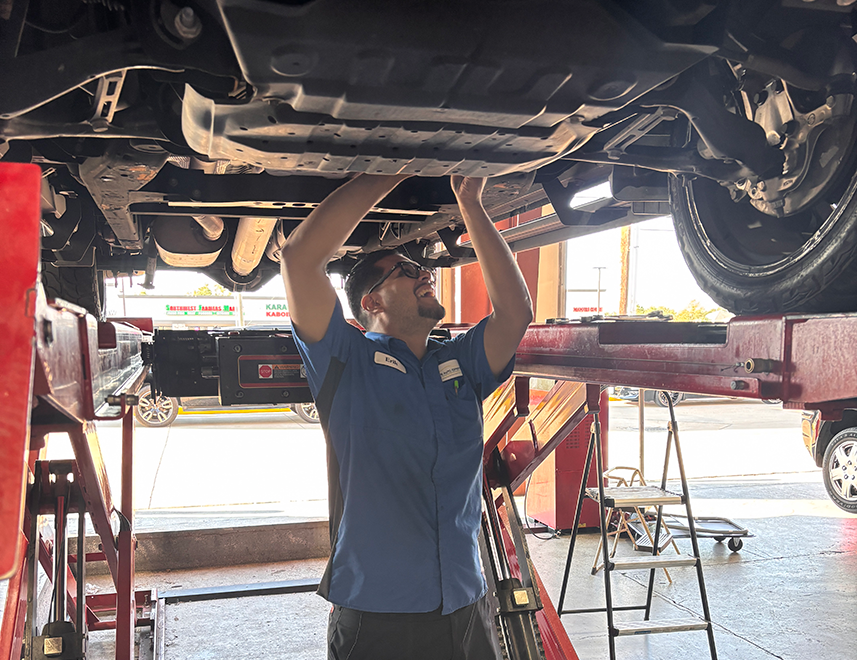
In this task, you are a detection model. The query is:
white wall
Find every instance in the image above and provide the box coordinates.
[104,270,352,327]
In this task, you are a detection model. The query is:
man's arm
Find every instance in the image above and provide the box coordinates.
[451,176,534,378]
[280,174,410,343]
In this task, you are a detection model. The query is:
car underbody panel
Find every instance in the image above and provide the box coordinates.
[183,0,715,178]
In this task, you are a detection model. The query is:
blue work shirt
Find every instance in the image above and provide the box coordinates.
[294,300,513,615]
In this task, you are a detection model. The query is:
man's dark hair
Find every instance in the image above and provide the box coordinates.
[344,249,404,327]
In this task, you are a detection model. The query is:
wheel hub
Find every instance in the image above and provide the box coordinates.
[736,81,856,217]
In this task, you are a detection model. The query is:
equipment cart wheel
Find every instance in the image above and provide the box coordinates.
[727,538,743,552]
[294,402,320,423]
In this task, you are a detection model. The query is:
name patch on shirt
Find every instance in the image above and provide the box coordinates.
[438,359,463,382]
[374,351,406,373]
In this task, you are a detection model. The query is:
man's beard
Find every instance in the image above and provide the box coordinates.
[418,300,446,321]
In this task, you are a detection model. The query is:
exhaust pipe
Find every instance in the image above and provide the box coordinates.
[193,215,225,241]
[232,217,278,276]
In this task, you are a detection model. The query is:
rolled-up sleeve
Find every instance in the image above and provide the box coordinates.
[293,299,361,397]
[447,317,515,401]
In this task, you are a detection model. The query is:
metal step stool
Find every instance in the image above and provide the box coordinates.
[555,395,718,660]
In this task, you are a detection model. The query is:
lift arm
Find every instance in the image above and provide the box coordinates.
[515,316,857,419]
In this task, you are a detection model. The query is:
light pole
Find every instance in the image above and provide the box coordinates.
[593,266,606,312]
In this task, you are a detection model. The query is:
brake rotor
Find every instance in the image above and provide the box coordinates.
[740,81,857,217]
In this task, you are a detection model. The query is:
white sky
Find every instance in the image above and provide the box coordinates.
[564,214,718,316]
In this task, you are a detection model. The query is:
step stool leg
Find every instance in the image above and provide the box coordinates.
[557,421,597,614]
[592,413,617,660]
[666,398,718,660]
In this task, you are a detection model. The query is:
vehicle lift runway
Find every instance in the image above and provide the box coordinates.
[3,161,856,659]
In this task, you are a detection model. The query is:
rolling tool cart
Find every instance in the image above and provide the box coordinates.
[655,514,753,552]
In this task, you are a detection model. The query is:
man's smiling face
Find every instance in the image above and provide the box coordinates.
[365,254,446,328]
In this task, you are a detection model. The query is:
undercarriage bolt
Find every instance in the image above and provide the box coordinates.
[174,6,203,39]
[753,90,768,106]
[730,380,748,391]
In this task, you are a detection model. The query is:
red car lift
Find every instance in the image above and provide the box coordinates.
[5,159,857,660]
[1,163,153,660]
[478,313,857,659]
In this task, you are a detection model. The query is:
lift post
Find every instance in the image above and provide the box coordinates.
[0,163,153,660]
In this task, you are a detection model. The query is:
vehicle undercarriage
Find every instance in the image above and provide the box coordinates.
[4,0,857,317]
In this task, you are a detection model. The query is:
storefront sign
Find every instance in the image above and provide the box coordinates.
[263,303,290,318]
[165,303,236,316]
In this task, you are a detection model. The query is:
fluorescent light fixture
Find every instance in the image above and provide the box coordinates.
[570,181,612,208]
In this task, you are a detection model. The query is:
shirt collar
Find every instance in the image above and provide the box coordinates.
[365,332,446,362]
[364,331,396,349]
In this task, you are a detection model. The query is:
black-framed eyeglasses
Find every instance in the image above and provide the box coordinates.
[366,261,435,296]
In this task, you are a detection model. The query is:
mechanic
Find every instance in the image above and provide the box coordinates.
[279,174,533,660]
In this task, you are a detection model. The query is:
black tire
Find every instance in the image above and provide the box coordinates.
[293,402,320,423]
[727,538,743,552]
[669,108,857,315]
[134,385,179,428]
[821,428,857,513]
[42,262,105,319]
[654,391,684,408]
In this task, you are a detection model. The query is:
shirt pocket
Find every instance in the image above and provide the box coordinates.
[442,377,483,445]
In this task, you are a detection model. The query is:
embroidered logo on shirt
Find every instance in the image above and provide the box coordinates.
[438,359,464,382]
[374,352,407,373]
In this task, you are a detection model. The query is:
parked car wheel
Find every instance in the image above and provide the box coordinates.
[822,429,857,513]
[135,385,179,428]
[654,391,684,408]
[293,402,320,424]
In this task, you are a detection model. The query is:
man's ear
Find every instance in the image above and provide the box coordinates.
[361,292,383,318]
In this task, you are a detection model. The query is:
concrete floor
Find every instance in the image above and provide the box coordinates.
[7,400,855,659]
[76,473,853,660]
[528,475,857,660]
